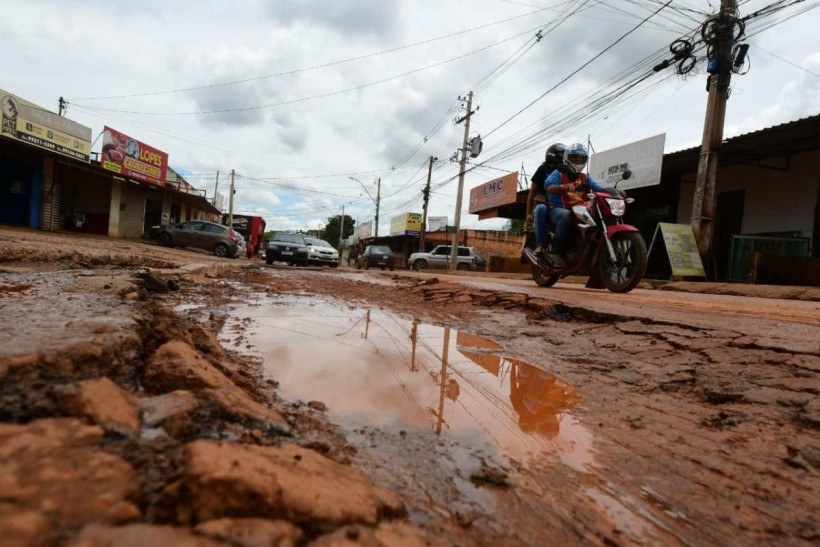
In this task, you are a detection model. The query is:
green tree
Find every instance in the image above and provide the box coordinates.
[323,215,355,247]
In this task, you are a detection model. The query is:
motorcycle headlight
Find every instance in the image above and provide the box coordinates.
[606,198,626,217]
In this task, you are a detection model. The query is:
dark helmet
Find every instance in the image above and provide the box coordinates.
[545,143,567,170]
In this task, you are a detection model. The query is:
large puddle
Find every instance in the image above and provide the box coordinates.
[220,295,595,473]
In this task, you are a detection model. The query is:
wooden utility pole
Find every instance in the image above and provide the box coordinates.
[449,91,475,272]
[691,0,738,269]
[228,169,235,228]
[419,156,436,253]
[58,97,66,116]
[212,171,220,207]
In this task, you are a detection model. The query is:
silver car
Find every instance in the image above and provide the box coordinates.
[154,220,240,258]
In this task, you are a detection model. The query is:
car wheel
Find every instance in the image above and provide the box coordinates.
[412,259,428,271]
[356,261,361,270]
[158,233,172,247]
[214,243,229,258]
[266,256,273,265]
[389,267,394,271]
[456,263,470,271]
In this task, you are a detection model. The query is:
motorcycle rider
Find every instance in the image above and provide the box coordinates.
[526,142,566,243]
[538,143,605,268]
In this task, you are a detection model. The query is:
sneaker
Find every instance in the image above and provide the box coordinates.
[550,253,567,269]
[534,245,544,256]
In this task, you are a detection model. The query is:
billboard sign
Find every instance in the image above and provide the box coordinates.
[358,221,373,239]
[589,133,665,191]
[101,126,168,186]
[468,172,518,214]
[427,216,448,232]
[0,88,91,162]
[390,212,423,236]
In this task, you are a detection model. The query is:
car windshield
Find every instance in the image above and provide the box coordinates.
[274,234,303,244]
[369,246,391,253]
[306,239,333,248]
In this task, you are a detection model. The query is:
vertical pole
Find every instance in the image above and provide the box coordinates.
[228,169,235,228]
[374,178,381,237]
[450,91,474,272]
[58,97,65,116]
[339,204,345,250]
[691,0,737,270]
[419,156,435,253]
[435,326,451,435]
[213,171,220,208]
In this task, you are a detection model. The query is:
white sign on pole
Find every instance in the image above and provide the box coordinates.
[589,133,666,191]
[427,216,448,232]
[357,221,373,239]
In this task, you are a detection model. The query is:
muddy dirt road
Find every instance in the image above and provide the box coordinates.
[1,232,818,546]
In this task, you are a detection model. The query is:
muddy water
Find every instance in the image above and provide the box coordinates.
[221,295,594,472]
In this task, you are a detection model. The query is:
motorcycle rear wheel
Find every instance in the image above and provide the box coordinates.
[531,265,559,287]
[598,232,647,293]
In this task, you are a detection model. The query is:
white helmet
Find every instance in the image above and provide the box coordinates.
[564,143,589,174]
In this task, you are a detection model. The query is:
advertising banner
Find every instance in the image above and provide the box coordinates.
[647,222,706,277]
[358,221,373,239]
[427,216,448,232]
[0,88,91,162]
[101,126,168,186]
[390,212,423,236]
[468,172,518,214]
[589,134,665,191]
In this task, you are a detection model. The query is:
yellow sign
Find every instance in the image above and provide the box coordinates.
[390,212,423,236]
[0,88,91,162]
[651,223,706,277]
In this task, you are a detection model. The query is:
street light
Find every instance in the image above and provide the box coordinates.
[349,176,381,237]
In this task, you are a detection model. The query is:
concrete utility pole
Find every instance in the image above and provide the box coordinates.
[375,178,381,237]
[228,169,235,228]
[213,171,220,207]
[419,156,436,253]
[691,0,738,269]
[339,204,346,251]
[449,91,475,271]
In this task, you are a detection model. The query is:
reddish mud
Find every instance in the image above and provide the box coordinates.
[1,231,818,545]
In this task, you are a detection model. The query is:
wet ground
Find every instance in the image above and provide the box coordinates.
[1,229,819,546]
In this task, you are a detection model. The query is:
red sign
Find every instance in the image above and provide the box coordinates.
[468,171,518,214]
[100,126,168,186]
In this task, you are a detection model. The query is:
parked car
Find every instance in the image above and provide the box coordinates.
[356,245,395,270]
[153,220,239,258]
[408,245,477,271]
[266,232,309,266]
[304,237,340,268]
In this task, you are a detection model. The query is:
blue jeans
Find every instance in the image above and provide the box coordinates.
[533,204,572,248]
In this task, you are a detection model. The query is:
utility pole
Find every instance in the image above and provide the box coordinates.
[374,178,381,237]
[419,155,436,253]
[339,204,346,251]
[213,171,220,208]
[58,97,66,116]
[449,91,474,272]
[691,0,738,270]
[228,169,235,228]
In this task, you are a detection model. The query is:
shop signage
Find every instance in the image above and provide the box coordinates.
[390,212,423,236]
[427,216,448,232]
[647,222,706,277]
[358,221,373,239]
[101,126,168,186]
[468,172,518,214]
[589,133,665,191]
[0,88,91,162]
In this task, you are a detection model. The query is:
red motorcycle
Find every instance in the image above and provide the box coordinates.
[521,170,647,293]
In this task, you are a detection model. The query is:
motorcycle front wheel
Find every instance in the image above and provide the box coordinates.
[531,265,559,287]
[598,232,647,293]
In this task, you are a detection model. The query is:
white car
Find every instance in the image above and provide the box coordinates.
[409,245,477,271]
[304,237,340,268]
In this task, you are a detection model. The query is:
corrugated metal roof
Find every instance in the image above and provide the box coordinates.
[665,112,820,157]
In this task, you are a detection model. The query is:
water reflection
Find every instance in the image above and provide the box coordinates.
[227,297,590,466]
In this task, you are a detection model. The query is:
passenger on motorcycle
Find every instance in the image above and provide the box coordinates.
[536,143,605,269]
[525,142,565,233]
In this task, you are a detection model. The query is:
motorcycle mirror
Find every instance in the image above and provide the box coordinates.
[622,169,632,180]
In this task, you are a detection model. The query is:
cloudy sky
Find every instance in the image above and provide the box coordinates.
[2,0,818,234]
